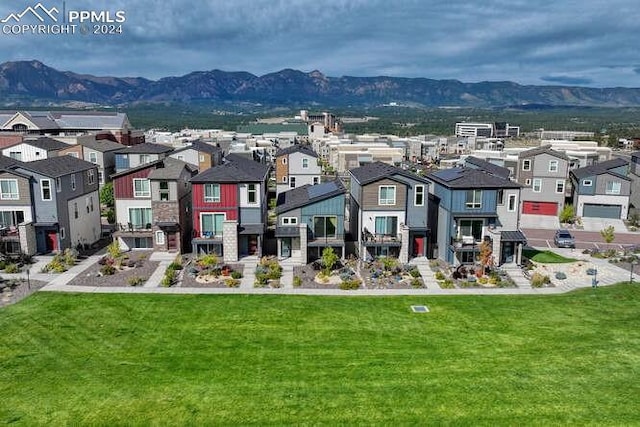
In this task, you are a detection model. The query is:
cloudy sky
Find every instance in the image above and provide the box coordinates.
[1,0,640,87]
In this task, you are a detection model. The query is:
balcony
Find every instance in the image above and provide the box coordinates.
[362,229,402,246]
[0,226,20,241]
[113,222,153,238]
[308,232,345,246]
[450,235,491,251]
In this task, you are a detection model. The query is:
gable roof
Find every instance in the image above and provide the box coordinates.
[15,154,96,178]
[350,161,430,185]
[464,156,511,179]
[519,145,569,161]
[427,167,522,189]
[21,137,69,151]
[570,158,630,180]
[276,179,345,214]
[274,144,318,158]
[172,140,222,155]
[114,142,173,155]
[148,157,197,180]
[110,159,164,179]
[190,154,270,183]
[0,110,129,130]
[0,155,20,169]
[80,138,127,152]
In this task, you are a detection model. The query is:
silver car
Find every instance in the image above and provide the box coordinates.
[554,229,575,248]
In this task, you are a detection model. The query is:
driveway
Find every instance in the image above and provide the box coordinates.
[520,214,559,230]
[580,217,627,233]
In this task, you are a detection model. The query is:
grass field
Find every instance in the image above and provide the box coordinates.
[524,249,578,263]
[1,286,639,425]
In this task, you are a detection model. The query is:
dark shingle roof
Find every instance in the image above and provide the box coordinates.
[172,140,222,155]
[275,144,318,158]
[276,179,345,214]
[350,162,430,185]
[114,143,173,155]
[16,155,96,178]
[190,154,270,183]
[148,158,196,180]
[0,155,19,169]
[501,230,527,243]
[570,158,629,180]
[519,145,569,161]
[22,137,69,151]
[80,138,126,152]
[464,156,511,179]
[427,167,521,189]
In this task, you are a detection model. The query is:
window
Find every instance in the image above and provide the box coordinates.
[374,216,397,236]
[98,171,104,185]
[199,154,205,162]
[282,157,287,165]
[159,181,170,201]
[507,194,517,211]
[41,179,52,201]
[139,154,151,164]
[74,202,78,219]
[282,217,298,225]
[414,185,424,206]
[9,152,22,161]
[204,184,221,202]
[0,210,24,227]
[71,174,76,191]
[67,152,78,158]
[555,180,565,193]
[89,152,98,163]
[606,181,621,195]
[378,185,396,205]
[549,160,559,172]
[129,207,152,229]
[133,179,151,197]
[465,189,482,209]
[459,219,483,240]
[497,189,504,205]
[290,177,296,188]
[282,176,288,183]
[201,213,225,237]
[522,159,531,171]
[302,158,309,169]
[248,184,257,204]
[525,178,531,186]
[313,176,320,185]
[155,230,165,245]
[0,179,18,200]
[532,179,542,192]
[314,216,337,238]
[583,179,593,186]
[87,169,95,185]
[60,227,65,240]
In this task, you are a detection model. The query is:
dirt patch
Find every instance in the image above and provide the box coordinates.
[66,251,159,287]
[179,263,244,288]
[0,279,48,308]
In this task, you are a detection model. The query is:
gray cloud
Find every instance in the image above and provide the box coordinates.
[1,0,640,87]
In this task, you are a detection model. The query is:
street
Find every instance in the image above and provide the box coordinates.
[522,228,640,251]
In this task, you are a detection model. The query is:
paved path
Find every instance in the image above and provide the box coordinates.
[38,248,637,296]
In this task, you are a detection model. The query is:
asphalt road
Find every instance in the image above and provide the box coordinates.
[522,228,640,251]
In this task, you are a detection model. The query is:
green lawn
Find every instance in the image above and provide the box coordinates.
[2,287,640,425]
[524,249,578,263]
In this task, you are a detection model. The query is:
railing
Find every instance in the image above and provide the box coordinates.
[309,233,345,243]
[361,230,401,244]
[0,226,19,239]
[116,223,152,232]
[450,236,483,249]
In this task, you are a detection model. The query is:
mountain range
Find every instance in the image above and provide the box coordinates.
[2,60,640,107]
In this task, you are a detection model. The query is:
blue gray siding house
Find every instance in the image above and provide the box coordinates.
[570,158,631,219]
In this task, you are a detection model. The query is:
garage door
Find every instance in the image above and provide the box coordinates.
[522,201,558,216]
[583,204,621,219]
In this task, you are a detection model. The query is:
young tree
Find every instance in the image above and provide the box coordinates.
[600,225,616,244]
[559,204,574,224]
[100,182,114,207]
[321,247,339,276]
[477,240,493,276]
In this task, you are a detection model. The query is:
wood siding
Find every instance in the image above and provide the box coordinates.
[0,171,31,206]
[114,168,152,199]
[361,178,407,211]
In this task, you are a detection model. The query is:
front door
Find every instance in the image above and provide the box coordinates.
[502,242,514,264]
[167,232,178,250]
[413,235,425,257]
[281,238,291,258]
[46,230,58,252]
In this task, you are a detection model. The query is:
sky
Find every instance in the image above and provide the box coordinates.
[1,0,640,88]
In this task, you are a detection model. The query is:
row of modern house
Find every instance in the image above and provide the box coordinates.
[0,140,638,270]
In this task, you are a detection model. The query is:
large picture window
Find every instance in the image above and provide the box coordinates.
[0,210,24,227]
[313,216,337,239]
[606,181,621,195]
[248,184,257,204]
[129,207,152,229]
[459,219,483,241]
[374,216,398,236]
[201,213,225,237]
[204,184,220,202]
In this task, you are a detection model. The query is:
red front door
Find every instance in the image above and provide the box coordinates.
[413,236,425,257]
[46,231,58,252]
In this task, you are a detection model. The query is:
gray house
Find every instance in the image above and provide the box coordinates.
[629,151,640,215]
[570,158,631,219]
[79,139,126,186]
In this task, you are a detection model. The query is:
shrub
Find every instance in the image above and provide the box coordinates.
[321,247,339,276]
[411,278,423,288]
[434,271,445,281]
[293,275,302,287]
[380,256,398,271]
[452,271,462,280]
[0,260,7,270]
[478,276,489,285]
[168,261,183,271]
[198,254,218,268]
[100,264,116,276]
[161,268,176,287]
[4,263,20,274]
[254,273,269,287]
[128,275,145,286]
[231,271,243,279]
[339,278,361,290]
[107,240,122,259]
[63,248,77,266]
[225,278,240,288]
[409,268,421,278]
[600,225,616,244]
[42,255,67,273]
[531,272,551,288]
[440,279,455,289]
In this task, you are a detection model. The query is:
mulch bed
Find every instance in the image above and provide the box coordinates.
[179,262,244,288]
[293,264,342,289]
[66,251,159,288]
[0,279,48,308]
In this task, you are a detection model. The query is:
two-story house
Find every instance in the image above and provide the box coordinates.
[275,144,322,195]
[629,151,640,214]
[514,146,569,217]
[190,154,270,261]
[114,143,173,173]
[275,179,346,264]
[111,158,195,252]
[169,141,224,171]
[0,156,33,254]
[349,162,430,263]
[75,139,126,186]
[426,167,525,266]
[2,137,69,162]
[570,158,631,219]
[12,156,101,254]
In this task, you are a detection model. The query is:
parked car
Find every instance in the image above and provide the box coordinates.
[554,229,575,248]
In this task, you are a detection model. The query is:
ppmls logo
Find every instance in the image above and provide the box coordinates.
[1,2,126,36]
